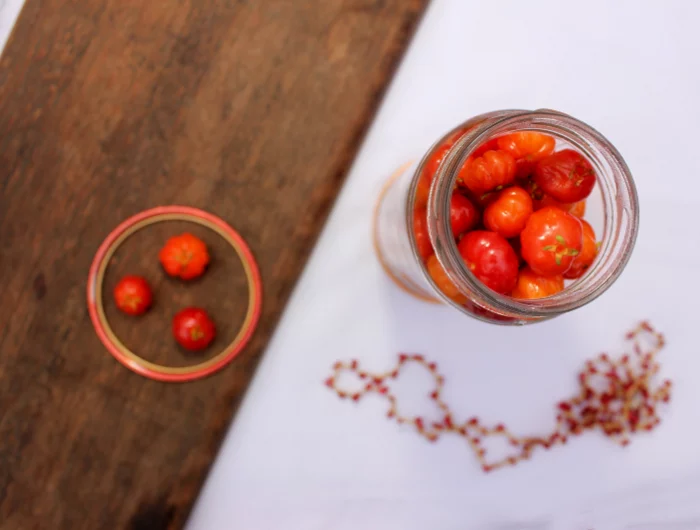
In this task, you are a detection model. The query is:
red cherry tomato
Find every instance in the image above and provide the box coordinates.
[458,150,516,195]
[458,231,519,294]
[172,307,216,351]
[511,266,564,299]
[515,158,538,180]
[471,138,500,158]
[520,207,583,276]
[564,219,598,279]
[496,132,555,162]
[413,208,433,261]
[414,171,431,208]
[450,193,479,237]
[427,255,466,304]
[483,186,533,239]
[525,177,587,218]
[113,275,152,316]
[159,233,210,280]
[534,149,596,203]
[415,130,467,208]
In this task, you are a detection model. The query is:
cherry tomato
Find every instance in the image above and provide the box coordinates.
[568,200,586,218]
[525,177,587,218]
[415,130,467,208]
[534,193,587,218]
[472,138,500,158]
[509,237,526,268]
[458,150,516,195]
[483,186,533,239]
[520,207,583,276]
[450,193,479,237]
[159,233,210,280]
[458,231,519,294]
[172,307,216,351]
[113,275,152,316]
[534,149,596,203]
[511,266,564,300]
[415,171,431,208]
[564,219,598,279]
[413,208,433,261]
[463,187,499,211]
[427,255,466,304]
[496,132,555,162]
[515,158,538,180]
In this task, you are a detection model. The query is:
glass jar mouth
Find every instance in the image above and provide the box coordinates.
[426,109,639,318]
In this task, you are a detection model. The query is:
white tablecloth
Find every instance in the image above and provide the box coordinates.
[4,1,700,528]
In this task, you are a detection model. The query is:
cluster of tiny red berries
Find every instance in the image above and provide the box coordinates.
[325,322,670,473]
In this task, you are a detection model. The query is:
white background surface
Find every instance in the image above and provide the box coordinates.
[3,1,700,528]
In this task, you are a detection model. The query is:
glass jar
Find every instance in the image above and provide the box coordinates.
[374,109,639,325]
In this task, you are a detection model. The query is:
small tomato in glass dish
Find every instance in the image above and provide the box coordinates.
[511,266,564,300]
[450,193,480,238]
[520,206,583,276]
[564,219,599,279]
[113,275,153,316]
[172,307,216,351]
[159,233,210,281]
[457,231,519,294]
[413,208,433,260]
[483,186,533,239]
[458,150,516,195]
[534,149,596,203]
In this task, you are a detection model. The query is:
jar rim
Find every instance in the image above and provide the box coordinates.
[425,109,640,319]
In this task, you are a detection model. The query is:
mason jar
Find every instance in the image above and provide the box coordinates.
[373,109,639,325]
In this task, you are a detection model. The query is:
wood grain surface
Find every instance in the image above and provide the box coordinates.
[0,0,428,528]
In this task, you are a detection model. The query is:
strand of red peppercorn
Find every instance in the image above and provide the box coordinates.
[324,322,671,473]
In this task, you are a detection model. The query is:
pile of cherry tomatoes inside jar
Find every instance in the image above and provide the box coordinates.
[112,233,217,351]
[413,130,600,303]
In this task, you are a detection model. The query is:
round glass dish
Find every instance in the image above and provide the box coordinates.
[374,109,638,325]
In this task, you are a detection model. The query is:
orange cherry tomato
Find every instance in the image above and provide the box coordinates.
[496,132,555,162]
[458,150,516,195]
[535,194,587,219]
[159,233,210,280]
[564,219,598,279]
[427,255,466,304]
[520,207,583,276]
[113,275,152,316]
[413,208,433,261]
[568,200,586,218]
[450,193,480,237]
[534,149,596,203]
[511,266,565,300]
[483,186,533,239]
[458,231,519,294]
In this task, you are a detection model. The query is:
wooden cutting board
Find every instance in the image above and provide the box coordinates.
[0,0,428,528]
